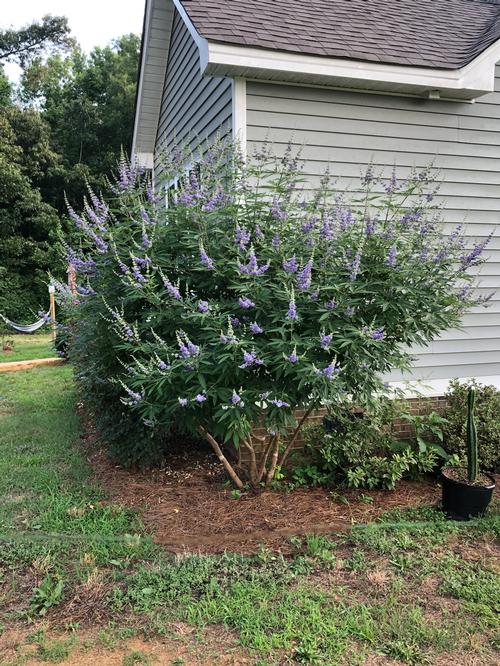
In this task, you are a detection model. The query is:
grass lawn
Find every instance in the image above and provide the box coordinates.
[0,366,498,665]
[0,333,55,363]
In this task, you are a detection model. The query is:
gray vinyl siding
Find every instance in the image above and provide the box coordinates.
[154,10,232,181]
[246,77,500,382]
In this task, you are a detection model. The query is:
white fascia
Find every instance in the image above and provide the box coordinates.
[172,0,209,72]
[131,0,154,160]
[232,78,247,155]
[204,39,500,100]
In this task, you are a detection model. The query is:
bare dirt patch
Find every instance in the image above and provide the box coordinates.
[0,626,253,665]
[84,435,441,554]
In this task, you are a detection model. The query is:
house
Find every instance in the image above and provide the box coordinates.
[132,0,500,396]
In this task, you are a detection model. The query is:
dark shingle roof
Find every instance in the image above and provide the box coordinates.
[180,0,500,70]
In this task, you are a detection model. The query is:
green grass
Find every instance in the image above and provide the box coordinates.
[0,366,498,665]
[0,333,54,363]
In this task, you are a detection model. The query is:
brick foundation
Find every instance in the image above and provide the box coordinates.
[237,395,448,468]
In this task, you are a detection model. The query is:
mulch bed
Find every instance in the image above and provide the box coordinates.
[84,433,442,554]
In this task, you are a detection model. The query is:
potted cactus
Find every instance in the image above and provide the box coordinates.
[441,388,496,520]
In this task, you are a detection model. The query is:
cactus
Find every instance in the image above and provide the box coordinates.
[466,387,478,483]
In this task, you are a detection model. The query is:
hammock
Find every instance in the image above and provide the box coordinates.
[0,311,50,333]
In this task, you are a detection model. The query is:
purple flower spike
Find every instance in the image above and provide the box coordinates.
[250,322,263,334]
[271,198,287,221]
[200,244,215,271]
[231,392,242,405]
[297,259,313,291]
[320,333,333,350]
[194,394,207,403]
[321,361,340,380]
[235,224,251,250]
[163,277,182,301]
[283,256,298,274]
[158,359,169,371]
[198,300,210,313]
[239,351,264,369]
[287,351,299,363]
[272,234,281,248]
[238,246,269,276]
[326,299,337,311]
[371,328,386,341]
[178,398,188,407]
[255,224,264,241]
[287,289,298,321]
[238,296,255,309]
[349,248,362,281]
[386,245,398,268]
[271,398,290,408]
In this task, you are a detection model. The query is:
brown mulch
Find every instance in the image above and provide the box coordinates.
[83,431,442,554]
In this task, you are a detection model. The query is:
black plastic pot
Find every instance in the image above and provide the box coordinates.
[441,467,496,521]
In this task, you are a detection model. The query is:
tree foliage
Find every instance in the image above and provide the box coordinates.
[0,108,60,320]
[0,15,72,66]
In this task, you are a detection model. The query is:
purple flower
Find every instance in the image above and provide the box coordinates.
[202,190,227,212]
[349,249,362,281]
[239,296,255,309]
[158,359,169,371]
[235,224,251,250]
[310,290,319,301]
[231,392,242,405]
[200,244,215,271]
[319,361,340,380]
[141,207,154,226]
[177,332,200,359]
[178,397,188,407]
[255,224,264,241]
[198,300,210,313]
[283,256,298,274]
[272,234,281,248]
[287,290,298,321]
[239,351,264,369]
[230,316,241,327]
[320,214,335,241]
[371,328,386,341]
[320,333,333,350]
[238,247,269,276]
[386,245,398,268]
[250,322,263,334]
[163,277,182,300]
[194,394,207,403]
[346,307,355,317]
[287,351,299,363]
[365,216,376,236]
[270,398,290,408]
[142,231,152,250]
[326,300,337,311]
[271,198,287,221]
[301,217,316,234]
[297,260,313,291]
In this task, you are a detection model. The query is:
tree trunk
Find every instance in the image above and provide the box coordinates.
[198,427,245,490]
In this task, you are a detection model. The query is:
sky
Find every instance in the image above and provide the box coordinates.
[3,0,145,80]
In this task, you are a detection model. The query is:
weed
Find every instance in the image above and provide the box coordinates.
[29,575,64,617]
[122,650,153,665]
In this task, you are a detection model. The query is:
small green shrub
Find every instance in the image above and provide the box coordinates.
[442,379,500,472]
[293,400,442,490]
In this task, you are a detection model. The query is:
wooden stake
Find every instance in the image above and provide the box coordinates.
[48,285,56,342]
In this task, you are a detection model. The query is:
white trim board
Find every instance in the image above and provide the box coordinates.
[231,78,247,154]
[388,375,500,399]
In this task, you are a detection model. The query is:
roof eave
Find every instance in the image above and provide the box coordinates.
[203,39,500,101]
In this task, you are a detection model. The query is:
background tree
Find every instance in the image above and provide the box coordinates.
[0,109,60,320]
[0,15,72,66]
[19,34,141,210]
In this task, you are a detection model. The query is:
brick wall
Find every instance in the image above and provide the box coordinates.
[236,395,448,468]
